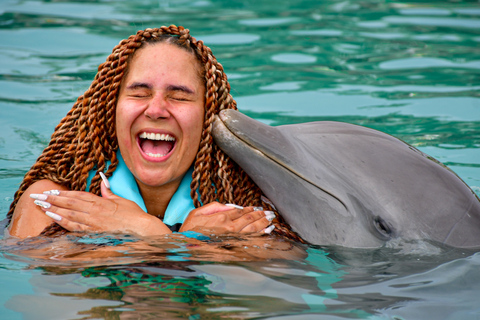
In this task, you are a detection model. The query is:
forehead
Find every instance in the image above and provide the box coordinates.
[124,42,203,82]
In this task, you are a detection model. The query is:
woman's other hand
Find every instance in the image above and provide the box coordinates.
[179,202,275,235]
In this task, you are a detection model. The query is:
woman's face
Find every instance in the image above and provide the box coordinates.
[116,42,205,191]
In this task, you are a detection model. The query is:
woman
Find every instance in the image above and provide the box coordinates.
[6,26,299,241]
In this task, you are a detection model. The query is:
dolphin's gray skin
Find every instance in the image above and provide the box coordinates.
[212,109,480,248]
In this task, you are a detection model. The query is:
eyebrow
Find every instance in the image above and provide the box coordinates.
[166,84,195,95]
[126,82,195,94]
[126,82,152,90]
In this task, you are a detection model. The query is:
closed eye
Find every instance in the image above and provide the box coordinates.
[166,84,197,102]
[125,82,152,98]
[169,94,192,102]
[130,92,150,98]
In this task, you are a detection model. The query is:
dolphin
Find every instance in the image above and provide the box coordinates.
[212,109,480,248]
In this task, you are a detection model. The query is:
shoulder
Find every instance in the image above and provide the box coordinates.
[8,180,68,238]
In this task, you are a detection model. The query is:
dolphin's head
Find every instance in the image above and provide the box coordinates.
[213,109,480,248]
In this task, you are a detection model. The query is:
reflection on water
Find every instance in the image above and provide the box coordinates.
[2,233,306,266]
[1,0,479,319]
[2,232,479,319]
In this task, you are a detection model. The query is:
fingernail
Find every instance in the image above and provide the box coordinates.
[99,172,110,189]
[30,194,48,201]
[265,211,276,221]
[43,190,60,196]
[253,207,264,211]
[34,200,51,209]
[261,195,277,210]
[45,211,62,221]
[264,225,275,234]
[226,203,243,209]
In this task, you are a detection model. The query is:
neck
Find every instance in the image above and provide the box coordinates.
[136,178,183,219]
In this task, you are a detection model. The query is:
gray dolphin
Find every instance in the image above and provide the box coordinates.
[212,109,480,248]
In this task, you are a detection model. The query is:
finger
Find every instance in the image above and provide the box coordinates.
[228,206,264,222]
[42,203,92,226]
[196,202,242,216]
[34,189,97,202]
[100,177,119,200]
[99,172,110,189]
[32,195,92,215]
[45,210,90,232]
[240,220,276,234]
[235,209,276,233]
[263,225,276,234]
[99,172,121,200]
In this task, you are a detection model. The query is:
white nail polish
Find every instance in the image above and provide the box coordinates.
[264,225,275,234]
[34,200,51,209]
[43,190,60,196]
[226,203,243,209]
[45,211,62,221]
[30,194,48,201]
[265,211,275,221]
[253,207,264,211]
[99,172,110,189]
[261,195,277,210]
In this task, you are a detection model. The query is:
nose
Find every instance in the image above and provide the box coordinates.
[144,96,170,120]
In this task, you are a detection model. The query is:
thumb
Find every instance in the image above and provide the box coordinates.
[99,172,118,199]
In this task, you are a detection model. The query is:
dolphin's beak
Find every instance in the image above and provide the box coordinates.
[214,109,298,171]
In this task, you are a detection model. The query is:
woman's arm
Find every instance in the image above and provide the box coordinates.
[26,181,172,237]
[8,180,69,238]
[13,179,274,239]
[8,179,171,239]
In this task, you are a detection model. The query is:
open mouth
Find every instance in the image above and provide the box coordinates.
[138,132,176,158]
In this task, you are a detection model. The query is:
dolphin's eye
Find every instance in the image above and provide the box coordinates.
[373,216,393,239]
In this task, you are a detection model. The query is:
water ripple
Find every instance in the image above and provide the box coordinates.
[383,16,480,29]
[379,57,480,70]
[196,33,260,45]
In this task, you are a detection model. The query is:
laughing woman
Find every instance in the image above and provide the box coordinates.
[6,26,299,241]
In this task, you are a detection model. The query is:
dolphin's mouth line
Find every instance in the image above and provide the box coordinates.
[216,115,348,212]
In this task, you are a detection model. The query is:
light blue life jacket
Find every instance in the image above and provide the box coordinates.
[86,150,195,226]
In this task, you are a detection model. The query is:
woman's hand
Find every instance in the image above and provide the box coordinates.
[179,202,275,235]
[29,179,172,237]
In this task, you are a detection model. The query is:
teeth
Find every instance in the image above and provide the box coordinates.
[145,152,168,158]
[139,132,175,141]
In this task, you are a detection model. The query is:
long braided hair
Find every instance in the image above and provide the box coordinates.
[6,25,303,242]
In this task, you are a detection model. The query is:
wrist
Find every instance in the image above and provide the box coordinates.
[132,214,173,237]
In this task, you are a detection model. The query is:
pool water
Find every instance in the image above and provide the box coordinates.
[1,0,479,319]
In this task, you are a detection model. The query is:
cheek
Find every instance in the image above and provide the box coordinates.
[188,108,205,144]
[179,106,204,152]
[115,103,134,148]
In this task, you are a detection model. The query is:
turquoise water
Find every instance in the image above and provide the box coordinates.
[1,0,479,319]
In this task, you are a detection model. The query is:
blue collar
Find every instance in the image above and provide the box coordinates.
[87,151,195,226]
